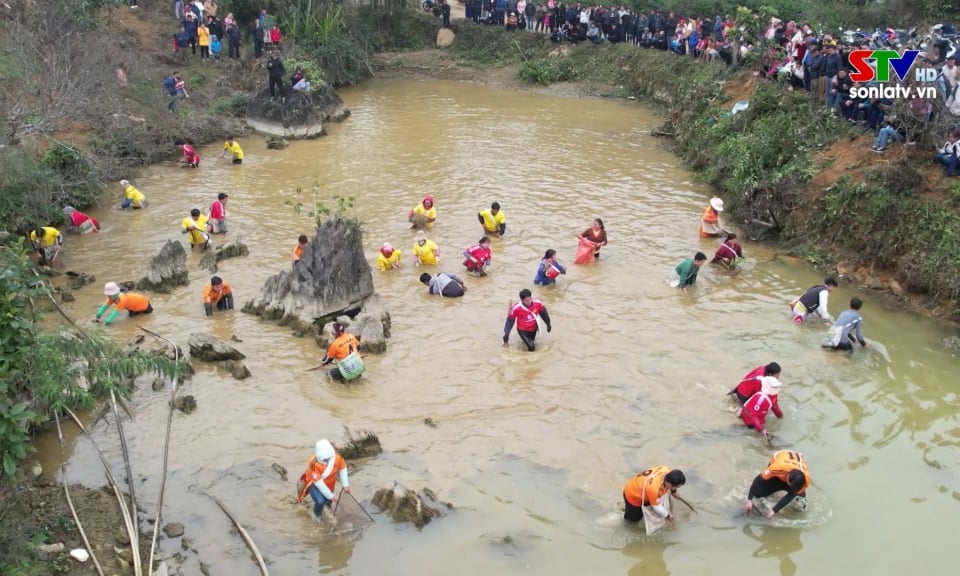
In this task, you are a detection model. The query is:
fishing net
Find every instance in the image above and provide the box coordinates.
[643,495,672,535]
[333,493,375,528]
[574,237,596,264]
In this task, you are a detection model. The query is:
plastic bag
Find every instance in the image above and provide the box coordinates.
[666,270,681,288]
[643,495,672,535]
[574,237,596,264]
[338,351,366,381]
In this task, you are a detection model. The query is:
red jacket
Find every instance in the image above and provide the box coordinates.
[741,392,783,434]
[507,300,544,332]
[735,366,765,398]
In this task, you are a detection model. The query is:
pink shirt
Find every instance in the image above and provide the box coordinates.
[209,200,225,220]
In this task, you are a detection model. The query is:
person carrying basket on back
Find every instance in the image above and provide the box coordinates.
[320,322,365,381]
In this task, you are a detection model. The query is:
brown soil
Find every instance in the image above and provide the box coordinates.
[721,73,760,107]
[14,482,139,576]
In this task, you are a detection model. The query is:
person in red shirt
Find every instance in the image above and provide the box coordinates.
[178,143,200,168]
[728,362,781,405]
[63,206,100,234]
[462,236,492,275]
[208,193,228,234]
[503,288,552,352]
[739,376,783,442]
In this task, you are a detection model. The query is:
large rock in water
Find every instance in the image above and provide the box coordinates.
[199,240,249,273]
[242,218,390,349]
[188,333,245,362]
[245,85,350,140]
[371,483,452,529]
[136,240,188,293]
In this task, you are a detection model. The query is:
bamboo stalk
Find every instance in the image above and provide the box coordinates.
[111,390,139,543]
[205,492,271,576]
[64,408,142,576]
[137,327,179,576]
[54,412,107,576]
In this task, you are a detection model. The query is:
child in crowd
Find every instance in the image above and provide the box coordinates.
[210,35,222,62]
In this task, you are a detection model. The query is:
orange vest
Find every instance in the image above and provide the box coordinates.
[296,454,347,502]
[622,465,670,507]
[761,450,810,493]
[699,206,720,238]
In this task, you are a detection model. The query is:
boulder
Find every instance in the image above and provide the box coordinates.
[942,335,960,353]
[243,218,389,349]
[888,279,905,297]
[222,360,251,380]
[58,289,75,303]
[436,28,455,48]
[371,483,451,529]
[265,136,289,149]
[65,271,96,290]
[351,294,391,354]
[334,428,383,459]
[188,333,245,362]
[162,522,185,538]
[245,85,350,140]
[173,396,196,414]
[199,240,250,273]
[136,240,189,293]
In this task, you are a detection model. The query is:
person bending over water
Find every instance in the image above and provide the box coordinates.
[463,236,492,275]
[822,298,867,351]
[377,242,402,270]
[711,232,743,266]
[745,450,810,518]
[408,195,436,229]
[699,197,725,237]
[789,277,837,325]
[413,230,441,266]
[420,272,466,297]
[622,467,686,524]
[533,249,567,286]
[728,362,781,404]
[579,218,607,259]
[673,252,707,292]
[503,289,551,351]
[737,376,783,443]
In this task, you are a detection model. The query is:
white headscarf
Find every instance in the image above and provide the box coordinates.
[760,376,782,396]
[314,439,337,481]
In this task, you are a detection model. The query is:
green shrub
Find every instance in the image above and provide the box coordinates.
[208,94,251,116]
[284,58,326,86]
[519,57,579,85]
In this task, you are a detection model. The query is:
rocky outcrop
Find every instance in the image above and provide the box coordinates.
[245,85,350,140]
[188,333,245,362]
[173,395,196,414]
[265,136,289,149]
[334,429,383,460]
[65,271,96,290]
[436,28,455,48]
[242,218,390,350]
[136,240,189,293]
[222,359,251,380]
[316,295,391,353]
[199,240,249,273]
[371,483,452,529]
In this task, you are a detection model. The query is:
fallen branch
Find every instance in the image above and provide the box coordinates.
[205,492,270,576]
[63,408,142,576]
[54,412,107,576]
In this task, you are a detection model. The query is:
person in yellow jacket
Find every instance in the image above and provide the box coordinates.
[221,136,243,165]
[408,195,436,229]
[119,180,146,209]
[412,230,440,266]
[197,21,211,60]
[29,226,63,266]
[478,201,506,237]
[297,439,350,520]
[377,242,402,270]
[181,208,210,250]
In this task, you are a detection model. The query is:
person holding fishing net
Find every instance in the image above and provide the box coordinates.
[297,439,350,522]
[622,467,687,532]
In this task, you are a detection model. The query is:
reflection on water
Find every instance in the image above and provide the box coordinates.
[743,525,803,576]
[38,78,960,575]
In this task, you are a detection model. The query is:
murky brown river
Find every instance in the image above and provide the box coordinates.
[38,79,959,575]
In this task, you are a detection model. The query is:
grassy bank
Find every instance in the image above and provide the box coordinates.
[442,25,960,318]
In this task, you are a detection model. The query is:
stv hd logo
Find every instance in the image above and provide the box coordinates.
[847,49,938,100]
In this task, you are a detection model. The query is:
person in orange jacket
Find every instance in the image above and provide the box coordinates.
[297,438,350,519]
[203,275,234,316]
[293,235,309,263]
[698,197,725,237]
[622,466,687,524]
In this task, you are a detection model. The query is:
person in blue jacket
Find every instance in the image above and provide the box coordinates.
[534,249,567,286]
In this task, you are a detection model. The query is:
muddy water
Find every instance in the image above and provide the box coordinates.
[42,79,958,575]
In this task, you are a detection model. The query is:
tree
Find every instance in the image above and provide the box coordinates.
[0,242,180,481]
